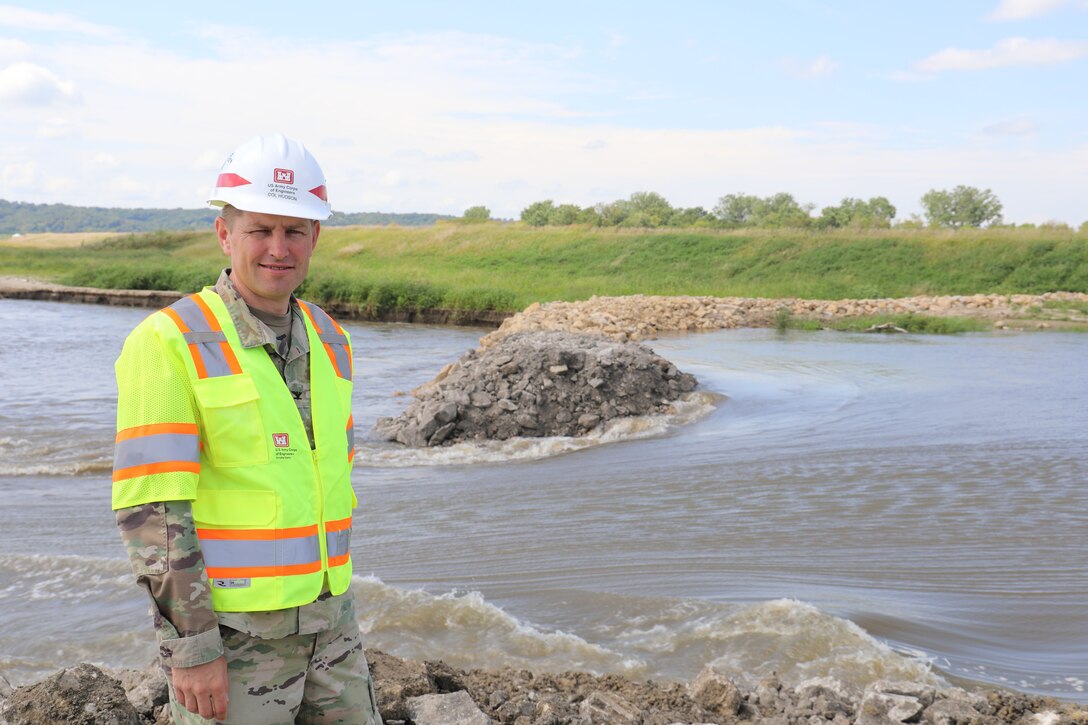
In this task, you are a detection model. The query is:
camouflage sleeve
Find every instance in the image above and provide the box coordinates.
[116,499,223,668]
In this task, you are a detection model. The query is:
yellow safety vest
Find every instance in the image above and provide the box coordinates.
[112,288,357,612]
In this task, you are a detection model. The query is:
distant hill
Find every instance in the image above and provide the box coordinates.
[0,199,452,234]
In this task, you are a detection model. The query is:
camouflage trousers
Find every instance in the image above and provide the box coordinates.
[168,616,382,724]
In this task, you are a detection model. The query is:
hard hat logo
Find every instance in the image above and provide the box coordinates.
[207,133,331,221]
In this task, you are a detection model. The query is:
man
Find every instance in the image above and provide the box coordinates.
[112,133,382,724]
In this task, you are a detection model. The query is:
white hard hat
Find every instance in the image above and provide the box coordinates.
[208,133,331,220]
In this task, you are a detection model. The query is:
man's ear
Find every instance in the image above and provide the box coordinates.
[214,216,231,255]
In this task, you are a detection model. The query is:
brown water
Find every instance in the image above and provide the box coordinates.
[0,299,1084,701]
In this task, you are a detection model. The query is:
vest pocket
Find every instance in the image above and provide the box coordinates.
[193,373,269,467]
[193,489,277,527]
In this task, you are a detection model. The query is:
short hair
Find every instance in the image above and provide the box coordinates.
[219,204,242,229]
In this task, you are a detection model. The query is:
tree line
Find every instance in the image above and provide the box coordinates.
[505,186,1048,230]
[0,199,453,235]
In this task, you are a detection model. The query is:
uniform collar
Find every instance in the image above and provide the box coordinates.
[214,268,294,350]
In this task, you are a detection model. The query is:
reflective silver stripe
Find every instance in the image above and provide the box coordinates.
[170,296,208,331]
[194,341,237,378]
[317,331,348,346]
[302,302,352,381]
[346,421,355,452]
[114,432,199,470]
[326,528,351,559]
[200,535,321,569]
[165,296,240,378]
[324,339,352,380]
[183,330,228,345]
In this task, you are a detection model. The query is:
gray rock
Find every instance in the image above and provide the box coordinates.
[434,402,459,424]
[579,690,641,724]
[102,666,169,718]
[689,666,743,717]
[577,413,601,429]
[922,697,988,724]
[407,690,491,725]
[869,678,937,707]
[858,691,924,724]
[429,422,457,446]
[470,391,493,408]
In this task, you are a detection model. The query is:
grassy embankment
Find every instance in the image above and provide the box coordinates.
[2,224,1086,331]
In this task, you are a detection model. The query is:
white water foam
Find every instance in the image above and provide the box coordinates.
[352,575,645,676]
[350,576,943,690]
[698,599,945,688]
[358,391,720,467]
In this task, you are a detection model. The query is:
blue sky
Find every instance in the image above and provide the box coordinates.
[2,1,1086,223]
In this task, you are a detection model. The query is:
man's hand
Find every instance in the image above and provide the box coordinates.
[173,656,229,721]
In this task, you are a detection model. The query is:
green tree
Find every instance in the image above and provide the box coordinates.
[713,193,762,226]
[576,206,603,225]
[462,205,491,223]
[596,200,632,226]
[817,196,896,229]
[712,192,811,228]
[668,206,712,227]
[548,203,582,225]
[520,200,554,226]
[626,191,673,227]
[758,192,813,228]
[921,186,1003,228]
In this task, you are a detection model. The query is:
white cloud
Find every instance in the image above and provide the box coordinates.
[0,62,78,106]
[0,4,120,37]
[192,150,224,171]
[781,54,840,78]
[2,159,36,188]
[982,118,1038,135]
[988,0,1070,20]
[915,37,1088,72]
[92,152,120,169]
[0,37,31,63]
[35,117,73,139]
[2,20,1085,223]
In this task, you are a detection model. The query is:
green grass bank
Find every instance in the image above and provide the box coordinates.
[2,224,1086,317]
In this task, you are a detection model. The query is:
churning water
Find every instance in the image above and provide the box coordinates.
[0,298,1084,701]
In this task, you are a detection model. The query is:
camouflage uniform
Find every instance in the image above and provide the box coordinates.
[116,270,381,724]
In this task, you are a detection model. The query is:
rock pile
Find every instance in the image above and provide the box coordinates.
[481,291,1088,344]
[372,331,697,447]
[0,663,166,725]
[3,654,1080,725]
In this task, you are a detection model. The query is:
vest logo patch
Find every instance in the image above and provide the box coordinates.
[272,433,290,447]
[213,578,250,589]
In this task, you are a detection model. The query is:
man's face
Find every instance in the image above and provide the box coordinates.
[215,209,320,314]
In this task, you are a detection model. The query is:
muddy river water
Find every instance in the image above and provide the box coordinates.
[0,298,1084,701]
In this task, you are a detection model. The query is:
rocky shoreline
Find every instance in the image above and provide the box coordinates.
[2,650,1083,725]
[3,276,1087,336]
[480,291,1088,345]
